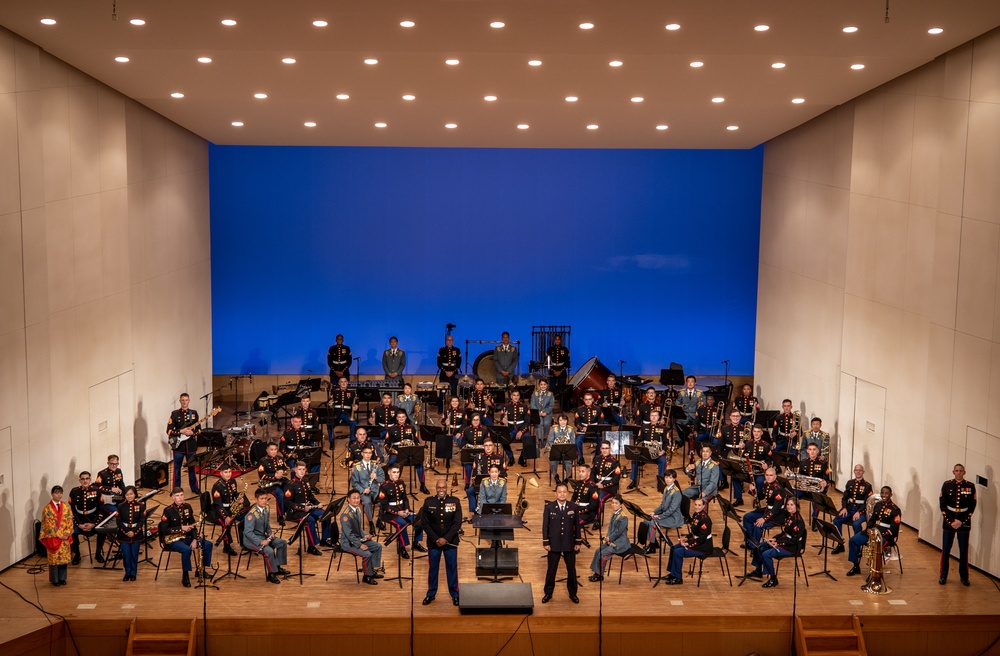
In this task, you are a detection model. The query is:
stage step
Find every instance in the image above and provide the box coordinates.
[795,615,868,656]
[126,618,195,656]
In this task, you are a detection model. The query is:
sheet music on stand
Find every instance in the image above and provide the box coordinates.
[604,426,635,456]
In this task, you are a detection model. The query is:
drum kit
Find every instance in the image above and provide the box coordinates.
[225,395,277,467]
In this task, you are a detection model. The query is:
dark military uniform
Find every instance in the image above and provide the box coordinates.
[848,499,901,567]
[468,389,494,425]
[733,394,758,419]
[167,407,201,492]
[378,479,423,547]
[285,476,328,548]
[347,439,380,468]
[696,403,722,441]
[771,411,798,452]
[600,386,623,425]
[939,477,977,583]
[444,407,467,436]
[667,509,714,581]
[116,499,145,579]
[211,477,240,548]
[327,342,352,383]
[546,343,570,392]
[742,480,787,545]
[574,404,606,461]
[95,466,125,512]
[421,493,462,602]
[570,478,601,526]
[69,484,107,562]
[834,477,874,541]
[542,499,581,597]
[754,510,806,581]
[591,455,621,521]
[280,426,316,466]
[436,345,462,405]
[327,386,358,443]
[159,501,212,576]
[502,401,529,463]
[257,454,288,518]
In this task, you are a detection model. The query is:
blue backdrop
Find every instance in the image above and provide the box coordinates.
[209,145,763,376]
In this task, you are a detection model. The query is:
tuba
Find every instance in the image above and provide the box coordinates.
[860,495,891,595]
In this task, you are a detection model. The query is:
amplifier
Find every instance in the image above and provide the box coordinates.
[140,460,169,489]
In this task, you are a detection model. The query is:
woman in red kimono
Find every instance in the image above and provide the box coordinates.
[40,485,74,586]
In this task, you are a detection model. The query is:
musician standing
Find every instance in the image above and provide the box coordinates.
[327,334,353,384]
[382,336,406,382]
[39,485,73,586]
[531,380,555,455]
[939,463,976,586]
[421,479,462,606]
[350,445,385,521]
[116,486,145,582]
[800,417,830,457]
[546,334,570,398]
[591,441,621,527]
[159,487,213,587]
[831,464,873,553]
[69,471,107,564]
[770,399,798,453]
[663,497,713,585]
[640,470,684,553]
[542,483,581,603]
[733,383,759,420]
[166,393,201,494]
[285,462,327,555]
[437,335,462,410]
[493,332,519,386]
[547,414,576,484]
[243,487,289,584]
[327,377,359,445]
[211,463,240,556]
[95,454,125,514]
[846,486,901,577]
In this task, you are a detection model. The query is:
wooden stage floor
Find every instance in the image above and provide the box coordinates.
[3,421,999,656]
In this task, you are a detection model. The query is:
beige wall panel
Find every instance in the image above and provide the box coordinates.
[832,103,856,190]
[825,186,851,288]
[943,42,973,101]
[139,178,170,279]
[138,108,166,182]
[37,50,68,90]
[0,212,25,336]
[902,205,937,317]
[890,312,930,418]
[0,93,21,216]
[955,219,999,340]
[969,452,999,573]
[753,264,782,358]
[13,36,40,93]
[758,174,784,268]
[169,171,212,263]
[935,100,970,217]
[950,332,992,441]
[72,192,103,306]
[927,212,962,329]
[97,87,126,192]
[67,84,101,198]
[762,130,788,177]
[841,293,873,380]
[10,441,34,558]
[919,435,949,543]
[869,302,903,389]
[877,93,915,204]
[164,119,208,176]
[100,188,129,296]
[16,90,44,211]
[44,198,74,313]
[970,29,1000,103]
[845,193,878,300]
[123,102,144,186]
[46,309,88,459]
[881,68,917,96]
[963,101,1000,224]
[101,292,134,381]
[0,329,28,447]
[908,95,942,209]
[24,321,52,446]
[0,27,13,93]
[882,410,925,526]
[989,351,1000,437]
[126,182,145,283]
[20,206,49,326]
[873,198,908,308]
[804,110,839,187]
[40,86,70,203]
[850,94,884,197]
[913,56,945,97]
[924,324,956,440]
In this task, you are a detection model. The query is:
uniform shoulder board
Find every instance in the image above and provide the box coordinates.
[354,463,363,471]
[499,478,506,486]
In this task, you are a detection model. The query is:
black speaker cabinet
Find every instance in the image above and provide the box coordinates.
[140,460,169,489]
[475,547,519,577]
[459,582,534,615]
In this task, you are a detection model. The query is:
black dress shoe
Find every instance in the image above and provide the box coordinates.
[939,576,947,585]
[541,594,552,603]
[422,596,434,605]
[277,567,291,576]
[846,565,861,577]
[732,500,744,508]
[452,597,459,606]
[71,555,81,566]
[588,574,603,582]
[320,539,335,548]
[591,521,601,531]
[664,576,683,585]
[95,553,105,564]
[266,574,281,584]
[962,579,970,587]
[123,574,129,582]
[569,595,579,603]
[413,543,427,553]
[372,572,384,579]
[644,544,658,555]
[362,575,378,586]
[399,547,410,559]
[277,517,285,527]
[581,539,591,549]
[762,578,779,588]
[182,572,191,588]
[831,545,844,555]
[420,485,430,495]
[744,569,764,579]
[223,545,238,556]
[307,546,322,556]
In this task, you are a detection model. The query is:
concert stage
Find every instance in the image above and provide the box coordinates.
[3,444,998,656]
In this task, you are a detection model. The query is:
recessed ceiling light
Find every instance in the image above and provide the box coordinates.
[375,122,387,128]
[402,94,415,101]
[130,19,145,26]
[40,18,56,26]
[656,125,668,131]
[517,124,529,130]
[528,60,542,67]
[690,61,704,68]
[754,25,770,32]
[312,20,328,27]
[565,96,578,102]
[792,98,805,104]
[231,121,244,127]
[711,97,725,103]
[771,62,786,69]
[282,58,296,64]
[484,95,498,102]
[445,123,458,129]
[304,121,317,128]
[609,60,623,67]
[928,27,944,35]
[170,92,184,98]
[579,22,594,30]
[445,59,460,66]
[726,125,739,131]
[490,21,505,29]
[665,23,681,31]
[630,97,644,103]
[843,26,858,33]
[851,63,865,70]
[336,93,350,100]
[253,93,268,99]
[221,19,237,27]
[364,58,379,65]
[197,57,212,63]
[586,124,599,130]
[114,56,130,63]
[400,20,415,28]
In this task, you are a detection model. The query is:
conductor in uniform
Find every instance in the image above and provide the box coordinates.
[421,479,462,606]
[542,483,581,604]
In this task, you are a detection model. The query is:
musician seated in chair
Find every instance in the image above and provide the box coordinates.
[327,376,359,445]
[243,487,289,584]
[69,471,108,565]
[600,374,625,426]
[379,465,426,558]
[280,416,319,473]
[467,440,506,513]
[588,495,629,581]
[350,445,385,522]
[547,414,576,484]
[574,393,606,463]
[257,442,288,525]
[347,427,379,469]
[95,454,125,515]
[460,413,489,487]
[640,470,684,554]
[160,487,213,587]
[741,468,786,547]
[500,389,527,467]
[477,465,507,515]
[733,424,772,507]
[747,496,806,588]
[694,395,721,443]
[683,444,720,501]
[663,497,714,585]
[590,441,621,529]
[340,490,384,585]
[369,392,400,452]
[467,379,495,426]
[571,464,600,539]
[285,462,329,554]
[831,464,873,554]
[212,463,242,556]
[627,410,668,490]
[386,410,430,495]
[846,486,900,577]
[795,443,831,524]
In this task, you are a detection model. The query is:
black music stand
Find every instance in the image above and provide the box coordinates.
[420,425,447,474]
[809,491,839,542]
[186,448,220,497]
[623,444,654,497]
[650,523,675,588]
[520,425,540,476]
[621,498,651,547]
[381,524,413,588]
[772,451,799,472]
[548,444,577,486]
[719,459,750,509]
[810,517,842,581]
[488,426,513,462]
[285,516,315,585]
[214,517,247,583]
[737,523,764,587]
[460,445,483,486]
[717,496,741,529]
[584,424,611,455]
[395,445,425,500]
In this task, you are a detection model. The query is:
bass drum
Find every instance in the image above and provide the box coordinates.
[567,356,613,407]
[473,351,497,384]
[231,438,267,468]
